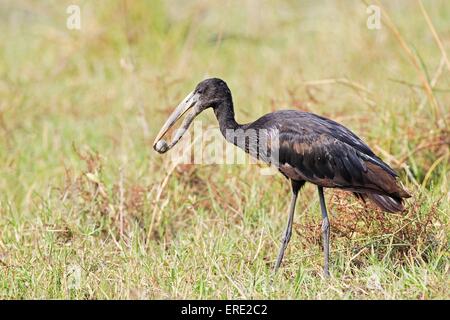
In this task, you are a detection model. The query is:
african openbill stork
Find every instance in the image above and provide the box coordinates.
[153,78,410,276]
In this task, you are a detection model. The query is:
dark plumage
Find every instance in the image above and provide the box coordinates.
[153,78,411,276]
[241,110,410,212]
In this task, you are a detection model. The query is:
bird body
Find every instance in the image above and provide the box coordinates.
[234,110,409,212]
[153,78,411,276]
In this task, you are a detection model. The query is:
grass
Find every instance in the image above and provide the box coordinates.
[0,0,449,299]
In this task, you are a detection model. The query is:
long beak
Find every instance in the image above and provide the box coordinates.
[153,91,200,153]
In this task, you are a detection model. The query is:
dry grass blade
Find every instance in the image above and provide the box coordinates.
[300,78,373,96]
[421,152,449,189]
[118,166,125,239]
[418,0,450,73]
[371,0,446,128]
[212,260,248,299]
[419,56,447,111]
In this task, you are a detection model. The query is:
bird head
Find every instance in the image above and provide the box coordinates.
[153,78,231,153]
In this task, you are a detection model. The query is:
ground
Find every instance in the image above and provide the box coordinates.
[0,0,449,299]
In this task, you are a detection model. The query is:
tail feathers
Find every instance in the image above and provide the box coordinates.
[364,162,411,199]
[365,193,405,213]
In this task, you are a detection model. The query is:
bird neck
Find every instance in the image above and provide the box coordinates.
[214,100,241,135]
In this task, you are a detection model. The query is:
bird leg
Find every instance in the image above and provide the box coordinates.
[273,181,302,272]
[318,186,330,277]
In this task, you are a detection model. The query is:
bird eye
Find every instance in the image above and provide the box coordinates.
[197,89,204,94]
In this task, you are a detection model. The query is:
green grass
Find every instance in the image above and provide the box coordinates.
[0,0,449,299]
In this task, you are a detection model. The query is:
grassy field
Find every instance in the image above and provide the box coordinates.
[0,0,449,299]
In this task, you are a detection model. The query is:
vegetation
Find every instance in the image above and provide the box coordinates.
[0,0,448,299]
